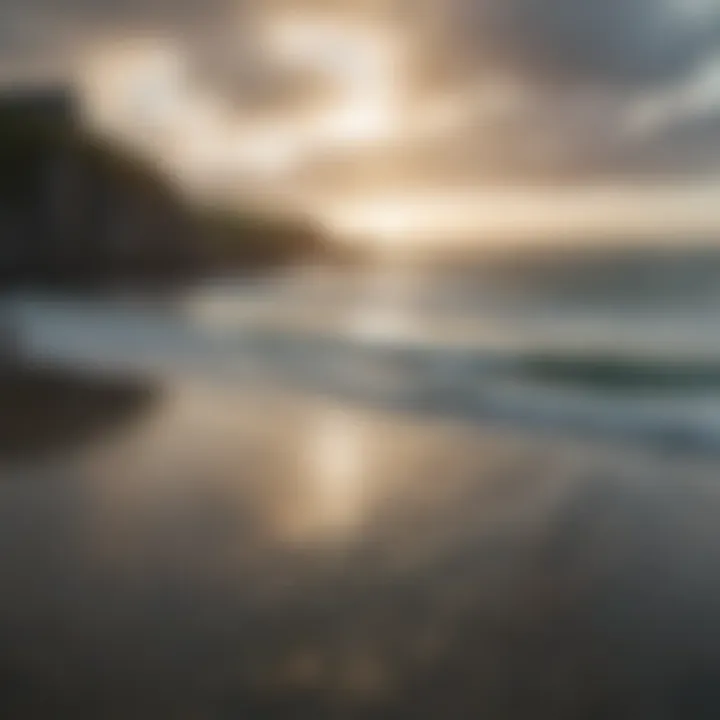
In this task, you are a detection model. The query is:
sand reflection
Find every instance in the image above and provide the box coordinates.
[9,374,720,717]
[292,408,370,540]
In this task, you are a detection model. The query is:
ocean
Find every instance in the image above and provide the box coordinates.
[12,260,720,454]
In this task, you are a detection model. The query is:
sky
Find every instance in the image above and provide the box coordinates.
[2,0,720,244]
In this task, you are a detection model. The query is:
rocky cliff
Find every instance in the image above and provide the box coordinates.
[0,88,333,289]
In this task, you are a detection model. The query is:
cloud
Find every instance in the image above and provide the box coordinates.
[3,0,720,187]
[5,0,718,89]
[393,0,720,184]
[417,0,720,90]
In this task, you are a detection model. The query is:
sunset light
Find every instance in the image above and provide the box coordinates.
[71,2,720,249]
[6,0,720,715]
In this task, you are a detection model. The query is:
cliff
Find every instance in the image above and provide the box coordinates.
[0,89,334,289]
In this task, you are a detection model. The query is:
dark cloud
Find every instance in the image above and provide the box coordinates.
[443,0,720,88]
[0,0,239,73]
[403,0,720,182]
[610,110,720,178]
[402,0,720,94]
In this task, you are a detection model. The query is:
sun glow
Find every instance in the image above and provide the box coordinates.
[322,183,720,250]
[296,409,369,538]
[348,204,418,247]
[267,14,405,147]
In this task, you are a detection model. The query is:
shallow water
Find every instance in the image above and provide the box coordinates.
[12,266,720,451]
[4,267,720,717]
[3,378,720,718]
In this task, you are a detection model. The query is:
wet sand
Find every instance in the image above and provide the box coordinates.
[0,366,158,460]
[1,376,720,718]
